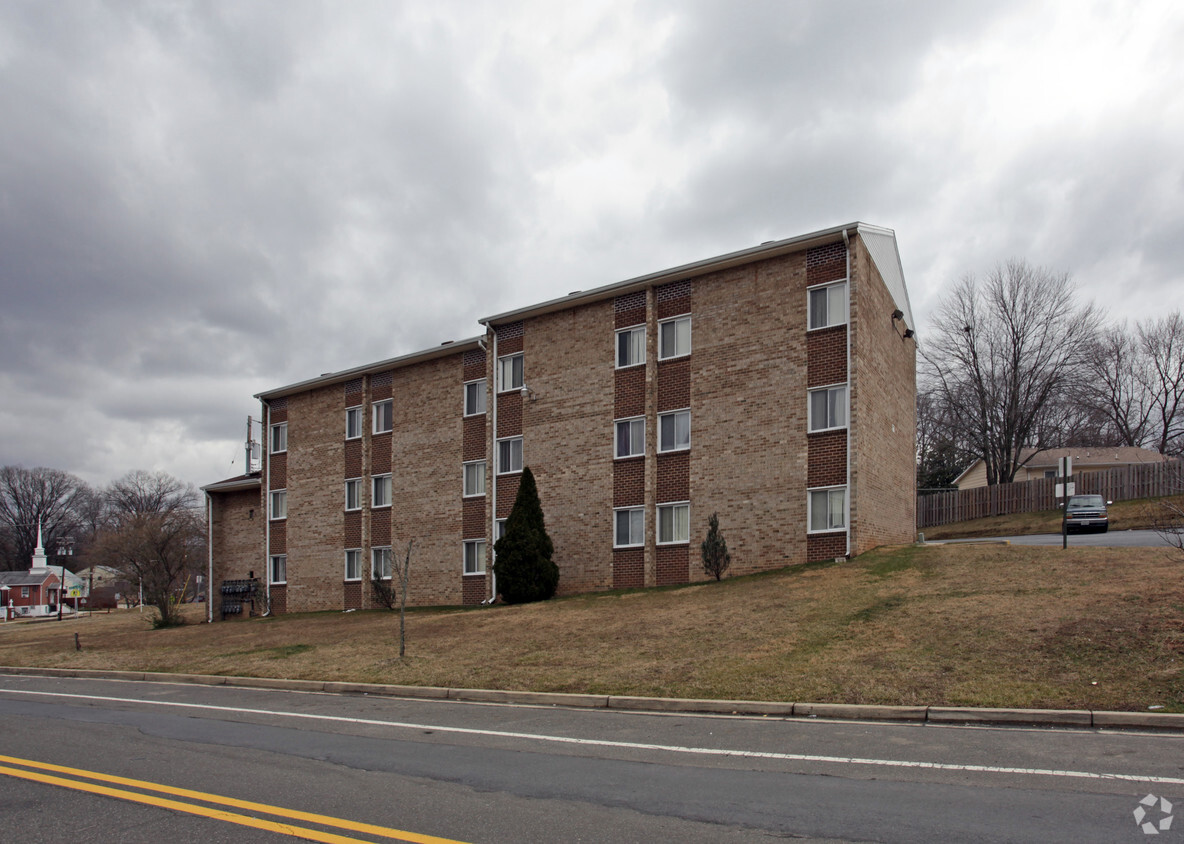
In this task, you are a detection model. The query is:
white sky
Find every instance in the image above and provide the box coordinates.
[1,0,1182,490]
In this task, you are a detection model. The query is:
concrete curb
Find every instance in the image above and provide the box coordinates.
[3,666,1182,730]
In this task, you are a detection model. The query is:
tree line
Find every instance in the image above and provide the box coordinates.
[918,260,1183,489]
[0,466,203,626]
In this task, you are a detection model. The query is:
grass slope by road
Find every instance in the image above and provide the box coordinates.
[2,543,1183,712]
[921,494,1184,540]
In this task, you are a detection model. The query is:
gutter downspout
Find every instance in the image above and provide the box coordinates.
[206,491,213,623]
[486,325,498,604]
[262,399,272,615]
[843,227,852,558]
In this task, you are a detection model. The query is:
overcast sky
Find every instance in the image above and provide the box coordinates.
[2,0,1182,491]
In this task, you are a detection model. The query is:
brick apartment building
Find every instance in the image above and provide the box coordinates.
[204,222,916,615]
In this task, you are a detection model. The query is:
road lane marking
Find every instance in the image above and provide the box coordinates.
[0,755,467,844]
[3,686,1184,786]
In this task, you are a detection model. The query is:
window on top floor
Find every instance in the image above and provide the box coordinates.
[658,317,691,359]
[808,281,848,330]
[346,406,362,440]
[498,354,524,392]
[464,381,486,416]
[373,400,393,434]
[616,326,645,368]
[269,422,287,454]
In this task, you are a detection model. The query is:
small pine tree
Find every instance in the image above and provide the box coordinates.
[701,512,731,581]
[493,467,559,603]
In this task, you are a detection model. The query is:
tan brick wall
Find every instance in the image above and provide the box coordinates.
[849,235,917,553]
[688,256,810,578]
[282,383,345,611]
[515,300,615,595]
[208,487,263,590]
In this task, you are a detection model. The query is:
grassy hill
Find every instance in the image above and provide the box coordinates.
[2,542,1182,712]
[921,494,1184,540]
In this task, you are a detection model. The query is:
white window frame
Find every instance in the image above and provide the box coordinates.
[615,325,646,369]
[269,554,287,585]
[808,280,848,330]
[808,384,849,433]
[497,437,523,475]
[345,478,362,511]
[371,474,392,509]
[495,518,507,540]
[344,549,362,582]
[658,409,691,453]
[658,315,691,360]
[372,399,393,434]
[21,586,30,599]
[463,460,486,498]
[614,417,645,459]
[613,507,644,548]
[464,380,486,416]
[372,546,392,580]
[463,539,486,575]
[269,489,287,520]
[657,502,690,545]
[808,486,848,533]
[497,353,524,393]
[269,422,287,454]
[345,406,363,440]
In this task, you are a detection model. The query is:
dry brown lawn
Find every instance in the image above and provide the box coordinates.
[3,543,1183,711]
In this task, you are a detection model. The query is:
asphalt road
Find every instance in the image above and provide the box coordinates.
[943,529,1179,547]
[2,674,1183,842]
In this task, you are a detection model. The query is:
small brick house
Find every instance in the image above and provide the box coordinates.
[204,222,917,615]
[0,570,61,618]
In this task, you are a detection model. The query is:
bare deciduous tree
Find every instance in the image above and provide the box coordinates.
[922,260,1101,485]
[1139,312,1184,456]
[92,471,203,627]
[0,466,93,571]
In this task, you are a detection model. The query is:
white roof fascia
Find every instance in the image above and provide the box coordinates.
[479,222,868,327]
[856,224,915,333]
[256,336,484,401]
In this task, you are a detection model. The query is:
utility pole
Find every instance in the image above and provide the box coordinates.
[56,537,74,621]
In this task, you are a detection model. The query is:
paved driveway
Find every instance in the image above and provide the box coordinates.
[941,529,1179,548]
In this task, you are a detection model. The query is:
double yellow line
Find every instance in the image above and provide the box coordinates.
[0,754,469,843]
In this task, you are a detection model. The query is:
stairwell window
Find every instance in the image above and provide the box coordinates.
[372,547,392,580]
[808,384,848,432]
[616,326,645,368]
[614,507,644,548]
[497,437,523,474]
[498,354,524,392]
[345,478,361,511]
[269,490,287,520]
[269,554,287,585]
[269,422,287,453]
[659,410,690,452]
[463,540,486,575]
[345,549,362,582]
[372,474,391,508]
[615,417,645,458]
[346,406,362,439]
[808,487,847,532]
[808,281,847,329]
[658,502,690,544]
[658,316,691,359]
[373,400,393,434]
[463,461,486,497]
[464,380,486,416]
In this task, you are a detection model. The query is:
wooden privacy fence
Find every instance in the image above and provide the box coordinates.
[917,459,1184,530]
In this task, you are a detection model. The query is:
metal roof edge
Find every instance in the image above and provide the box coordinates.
[255,336,485,401]
[201,474,262,494]
[479,222,868,326]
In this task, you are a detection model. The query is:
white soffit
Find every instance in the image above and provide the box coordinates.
[859,225,915,332]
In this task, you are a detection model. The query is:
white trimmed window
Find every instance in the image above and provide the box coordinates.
[345,406,362,440]
[658,410,690,452]
[659,316,691,359]
[345,478,361,511]
[372,474,391,508]
[808,281,848,330]
[373,399,393,434]
[495,518,507,540]
[658,502,690,544]
[463,540,486,575]
[463,461,486,497]
[269,489,287,520]
[498,354,524,392]
[269,422,287,454]
[372,547,392,580]
[269,554,287,585]
[615,417,645,458]
[344,549,362,582]
[464,381,486,416]
[809,384,848,432]
[808,487,848,532]
[616,326,645,368]
[614,507,644,548]
[497,437,523,474]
